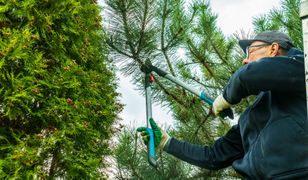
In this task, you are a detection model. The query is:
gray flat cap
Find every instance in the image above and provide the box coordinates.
[239,31,295,53]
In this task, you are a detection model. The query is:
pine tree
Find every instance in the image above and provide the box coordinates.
[253,0,302,48]
[106,0,302,179]
[0,0,121,178]
[106,0,242,178]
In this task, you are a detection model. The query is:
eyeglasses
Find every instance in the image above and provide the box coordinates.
[245,43,271,58]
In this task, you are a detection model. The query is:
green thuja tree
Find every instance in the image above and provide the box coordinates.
[0,0,121,179]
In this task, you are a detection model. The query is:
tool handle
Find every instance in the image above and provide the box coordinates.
[146,128,157,167]
[148,64,234,118]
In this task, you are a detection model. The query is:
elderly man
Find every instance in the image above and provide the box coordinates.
[137,31,308,179]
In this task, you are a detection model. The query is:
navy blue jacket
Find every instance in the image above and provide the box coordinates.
[165,48,308,179]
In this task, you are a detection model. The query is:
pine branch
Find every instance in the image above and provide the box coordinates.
[154,77,187,107]
[193,110,213,140]
[136,0,149,56]
[107,37,134,58]
[160,0,176,76]
[187,40,214,77]
[119,1,142,65]
[164,6,198,50]
[208,35,228,64]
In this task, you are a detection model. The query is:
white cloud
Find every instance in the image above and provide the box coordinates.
[211,0,280,36]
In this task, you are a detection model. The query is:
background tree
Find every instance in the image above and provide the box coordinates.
[253,0,302,48]
[106,0,241,178]
[0,0,121,179]
[106,0,302,179]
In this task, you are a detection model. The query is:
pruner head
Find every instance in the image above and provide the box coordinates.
[140,59,153,74]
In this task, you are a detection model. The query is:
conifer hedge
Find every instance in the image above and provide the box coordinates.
[0,0,121,178]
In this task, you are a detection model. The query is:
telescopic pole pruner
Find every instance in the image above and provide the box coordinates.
[141,59,234,168]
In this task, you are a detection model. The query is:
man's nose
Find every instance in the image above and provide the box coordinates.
[242,58,250,64]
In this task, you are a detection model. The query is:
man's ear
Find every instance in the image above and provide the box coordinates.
[268,43,280,57]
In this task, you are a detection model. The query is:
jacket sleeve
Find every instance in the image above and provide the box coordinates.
[164,125,244,170]
[223,56,305,104]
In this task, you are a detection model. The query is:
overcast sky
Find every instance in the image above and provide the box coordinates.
[113,0,281,128]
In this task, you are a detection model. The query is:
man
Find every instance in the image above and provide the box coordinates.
[137,31,308,179]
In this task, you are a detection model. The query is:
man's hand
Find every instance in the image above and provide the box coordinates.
[137,118,170,151]
[212,94,231,116]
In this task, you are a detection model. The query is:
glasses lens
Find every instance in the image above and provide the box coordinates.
[245,43,270,58]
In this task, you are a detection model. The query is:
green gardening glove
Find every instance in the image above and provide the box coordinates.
[137,118,170,151]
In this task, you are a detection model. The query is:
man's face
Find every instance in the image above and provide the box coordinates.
[242,41,272,64]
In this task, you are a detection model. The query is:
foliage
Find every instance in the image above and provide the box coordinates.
[0,0,121,179]
[106,0,242,178]
[253,0,302,49]
[113,128,196,179]
[106,0,302,179]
